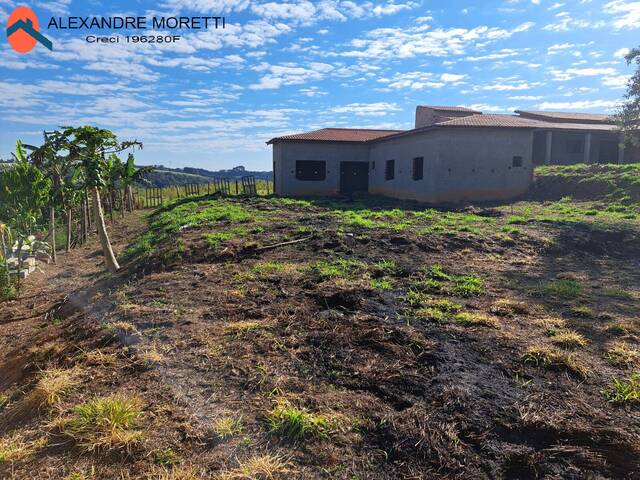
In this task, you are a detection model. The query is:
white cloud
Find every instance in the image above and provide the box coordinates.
[602,74,632,88]
[330,102,400,116]
[36,0,72,14]
[549,66,618,81]
[249,62,334,89]
[604,0,640,29]
[535,99,620,111]
[509,95,544,100]
[614,47,631,58]
[338,22,534,59]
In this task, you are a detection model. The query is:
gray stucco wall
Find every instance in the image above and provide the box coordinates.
[274,141,369,196]
[369,128,533,202]
[273,127,534,203]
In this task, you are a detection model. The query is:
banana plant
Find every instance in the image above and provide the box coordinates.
[59,126,142,273]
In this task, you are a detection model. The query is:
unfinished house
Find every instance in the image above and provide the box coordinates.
[268,106,634,203]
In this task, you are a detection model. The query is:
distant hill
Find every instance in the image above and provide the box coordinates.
[138,165,272,188]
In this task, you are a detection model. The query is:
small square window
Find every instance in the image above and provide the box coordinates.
[512,156,523,167]
[295,160,326,181]
[385,160,395,180]
[412,157,424,180]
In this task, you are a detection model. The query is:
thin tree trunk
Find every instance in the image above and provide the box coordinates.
[85,189,92,230]
[120,189,126,218]
[80,200,86,244]
[16,238,23,291]
[92,187,120,273]
[66,209,72,252]
[127,185,134,212]
[50,206,57,264]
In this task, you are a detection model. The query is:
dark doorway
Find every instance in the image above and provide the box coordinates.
[340,161,369,194]
[598,141,619,164]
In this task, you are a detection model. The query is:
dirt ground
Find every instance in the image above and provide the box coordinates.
[1,195,639,480]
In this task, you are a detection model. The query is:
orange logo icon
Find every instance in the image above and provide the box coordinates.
[7,6,53,53]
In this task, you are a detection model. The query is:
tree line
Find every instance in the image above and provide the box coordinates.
[0,126,152,298]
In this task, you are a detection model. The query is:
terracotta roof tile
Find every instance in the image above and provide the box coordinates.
[436,114,618,131]
[267,128,403,144]
[515,110,614,124]
[420,105,482,113]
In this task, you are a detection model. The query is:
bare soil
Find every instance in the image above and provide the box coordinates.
[1,196,639,480]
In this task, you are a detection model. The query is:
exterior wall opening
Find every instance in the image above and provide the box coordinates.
[413,157,424,180]
[385,160,395,180]
[295,160,326,181]
[339,161,369,194]
[512,156,523,167]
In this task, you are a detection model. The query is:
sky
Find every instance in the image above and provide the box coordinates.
[1,0,639,171]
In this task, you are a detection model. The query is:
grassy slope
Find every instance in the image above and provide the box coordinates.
[1,166,640,479]
[533,163,640,204]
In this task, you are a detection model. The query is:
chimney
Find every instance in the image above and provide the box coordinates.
[415,106,481,128]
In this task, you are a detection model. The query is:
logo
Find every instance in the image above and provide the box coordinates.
[6,6,53,53]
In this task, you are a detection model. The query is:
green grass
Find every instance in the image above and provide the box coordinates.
[62,395,144,451]
[603,374,640,406]
[124,198,256,261]
[531,279,582,299]
[370,278,393,290]
[266,400,329,441]
[409,265,484,298]
[312,258,366,281]
[154,448,179,466]
[202,232,234,248]
[453,311,498,327]
[603,288,634,300]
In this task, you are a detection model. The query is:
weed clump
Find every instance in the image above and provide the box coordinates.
[213,416,243,439]
[266,400,329,441]
[603,374,640,406]
[453,312,498,328]
[61,394,144,452]
[523,346,589,378]
[548,329,588,349]
[606,342,640,368]
[218,455,290,480]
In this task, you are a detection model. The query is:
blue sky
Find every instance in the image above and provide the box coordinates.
[1,0,638,171]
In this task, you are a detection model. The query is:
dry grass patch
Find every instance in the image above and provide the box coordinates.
[524,346,589,378]
[0,434,46,463]
[537,316,567,335]
[151,466,204,480]
[83,349,117,366]
[490,298,529,317]
[5,367,81,423]
[60,394,144,452]
[224,321,264,336]
[217,454,290,480]
[108,321,139,334]
[606,342,640,368]
[453,312,498,328]
[213,416,243,439]
[136,344,165,368]
[548,329,588,349]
